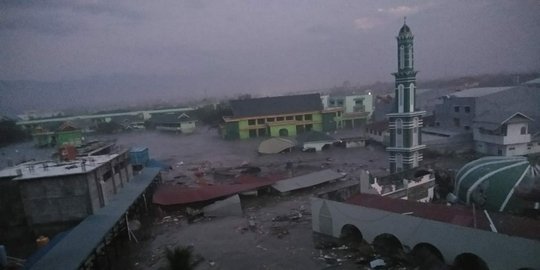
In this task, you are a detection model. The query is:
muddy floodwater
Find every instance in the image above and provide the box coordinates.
[0,127,469,269]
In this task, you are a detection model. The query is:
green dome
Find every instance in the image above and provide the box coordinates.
[454,156,534,212]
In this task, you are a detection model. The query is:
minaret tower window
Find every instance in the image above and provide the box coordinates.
[399,46,405,70]
[396,119,403,147]
[408,45,413,68]
[398,84,404,113]
[409,83,415,112]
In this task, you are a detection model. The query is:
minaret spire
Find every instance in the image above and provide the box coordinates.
[386,22,426,173]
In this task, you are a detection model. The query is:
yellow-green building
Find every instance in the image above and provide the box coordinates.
[222,94,339,140]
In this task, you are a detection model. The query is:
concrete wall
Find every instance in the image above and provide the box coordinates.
[311,197,540,270]
[19,174,92,225]
[18,153,132,226]
[434,97,475,133]
[423,133,473,154]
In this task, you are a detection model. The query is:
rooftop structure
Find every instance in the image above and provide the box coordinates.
[0,154,120,181]
[0,150,133,227]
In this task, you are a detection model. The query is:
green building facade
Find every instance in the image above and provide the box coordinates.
[222,93,336,140]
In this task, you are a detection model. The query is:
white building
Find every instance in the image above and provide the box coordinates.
[321,93,374,129]
[474,112,540,156]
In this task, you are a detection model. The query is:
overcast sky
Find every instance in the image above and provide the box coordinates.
[1,0,539,95]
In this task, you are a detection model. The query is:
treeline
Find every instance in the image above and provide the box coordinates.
[0,120,28,146]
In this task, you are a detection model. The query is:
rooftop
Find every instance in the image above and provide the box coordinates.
[229,93,323,118]
[345,193,540,241]
[0,153,122,181]
[450,86,512,98]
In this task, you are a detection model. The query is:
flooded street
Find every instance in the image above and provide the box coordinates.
[1,127,467,269]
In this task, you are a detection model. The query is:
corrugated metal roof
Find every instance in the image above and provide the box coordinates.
[272,169,344,193]
[229,93,323,118]
[450,87,512,98]
[28,168,161,270]
[474,111,532,126]
[153,174,283,205]
[345,193,540,240]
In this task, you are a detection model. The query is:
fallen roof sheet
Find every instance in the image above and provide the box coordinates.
[202,194,243,217]
[258,137,296,154]
[272,169,345,193]
[153,174,283,205]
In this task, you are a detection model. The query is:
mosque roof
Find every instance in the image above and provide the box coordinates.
[454,156,537,212]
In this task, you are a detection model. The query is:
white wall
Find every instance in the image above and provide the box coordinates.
[311,197,540,270]
[505,122,530,145]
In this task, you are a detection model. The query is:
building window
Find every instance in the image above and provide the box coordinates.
[277,117,284,121]
[521,126,527,134]
[509,147,515,150]
[337,100,344,106]
[464,126,470,131]
[249,129,257,138]
[295,115,303,121]
[248,119,256,125]
[257,119,265,124]
[306,124,313,131]
[355,99,364,105]
[435,122,440,127]
[464,106,471,113]
[304,114,312,121]
[453,118,460,127]
[454,106,460,113]
[267,118,275,122]
[286,116,293,121]
[258,128,266,136]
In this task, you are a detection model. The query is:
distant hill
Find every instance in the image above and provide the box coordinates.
[0,74,195,116]
[1,72,538,116]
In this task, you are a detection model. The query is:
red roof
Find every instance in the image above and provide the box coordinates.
[345,193,540,241]
[152,174,283,206]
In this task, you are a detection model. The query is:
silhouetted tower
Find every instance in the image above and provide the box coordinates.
[387,20,426,173]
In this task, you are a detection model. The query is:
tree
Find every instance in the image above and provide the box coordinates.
[165,246,196,270]
[0,120,28,146]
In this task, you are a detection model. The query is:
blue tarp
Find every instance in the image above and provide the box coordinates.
[146,159,170,171]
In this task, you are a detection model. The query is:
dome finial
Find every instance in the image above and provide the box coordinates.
[404,16,407,25]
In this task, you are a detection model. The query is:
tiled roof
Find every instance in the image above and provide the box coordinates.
[229,93,323,118]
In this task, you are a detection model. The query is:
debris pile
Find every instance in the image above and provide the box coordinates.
[314,232,490,269]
